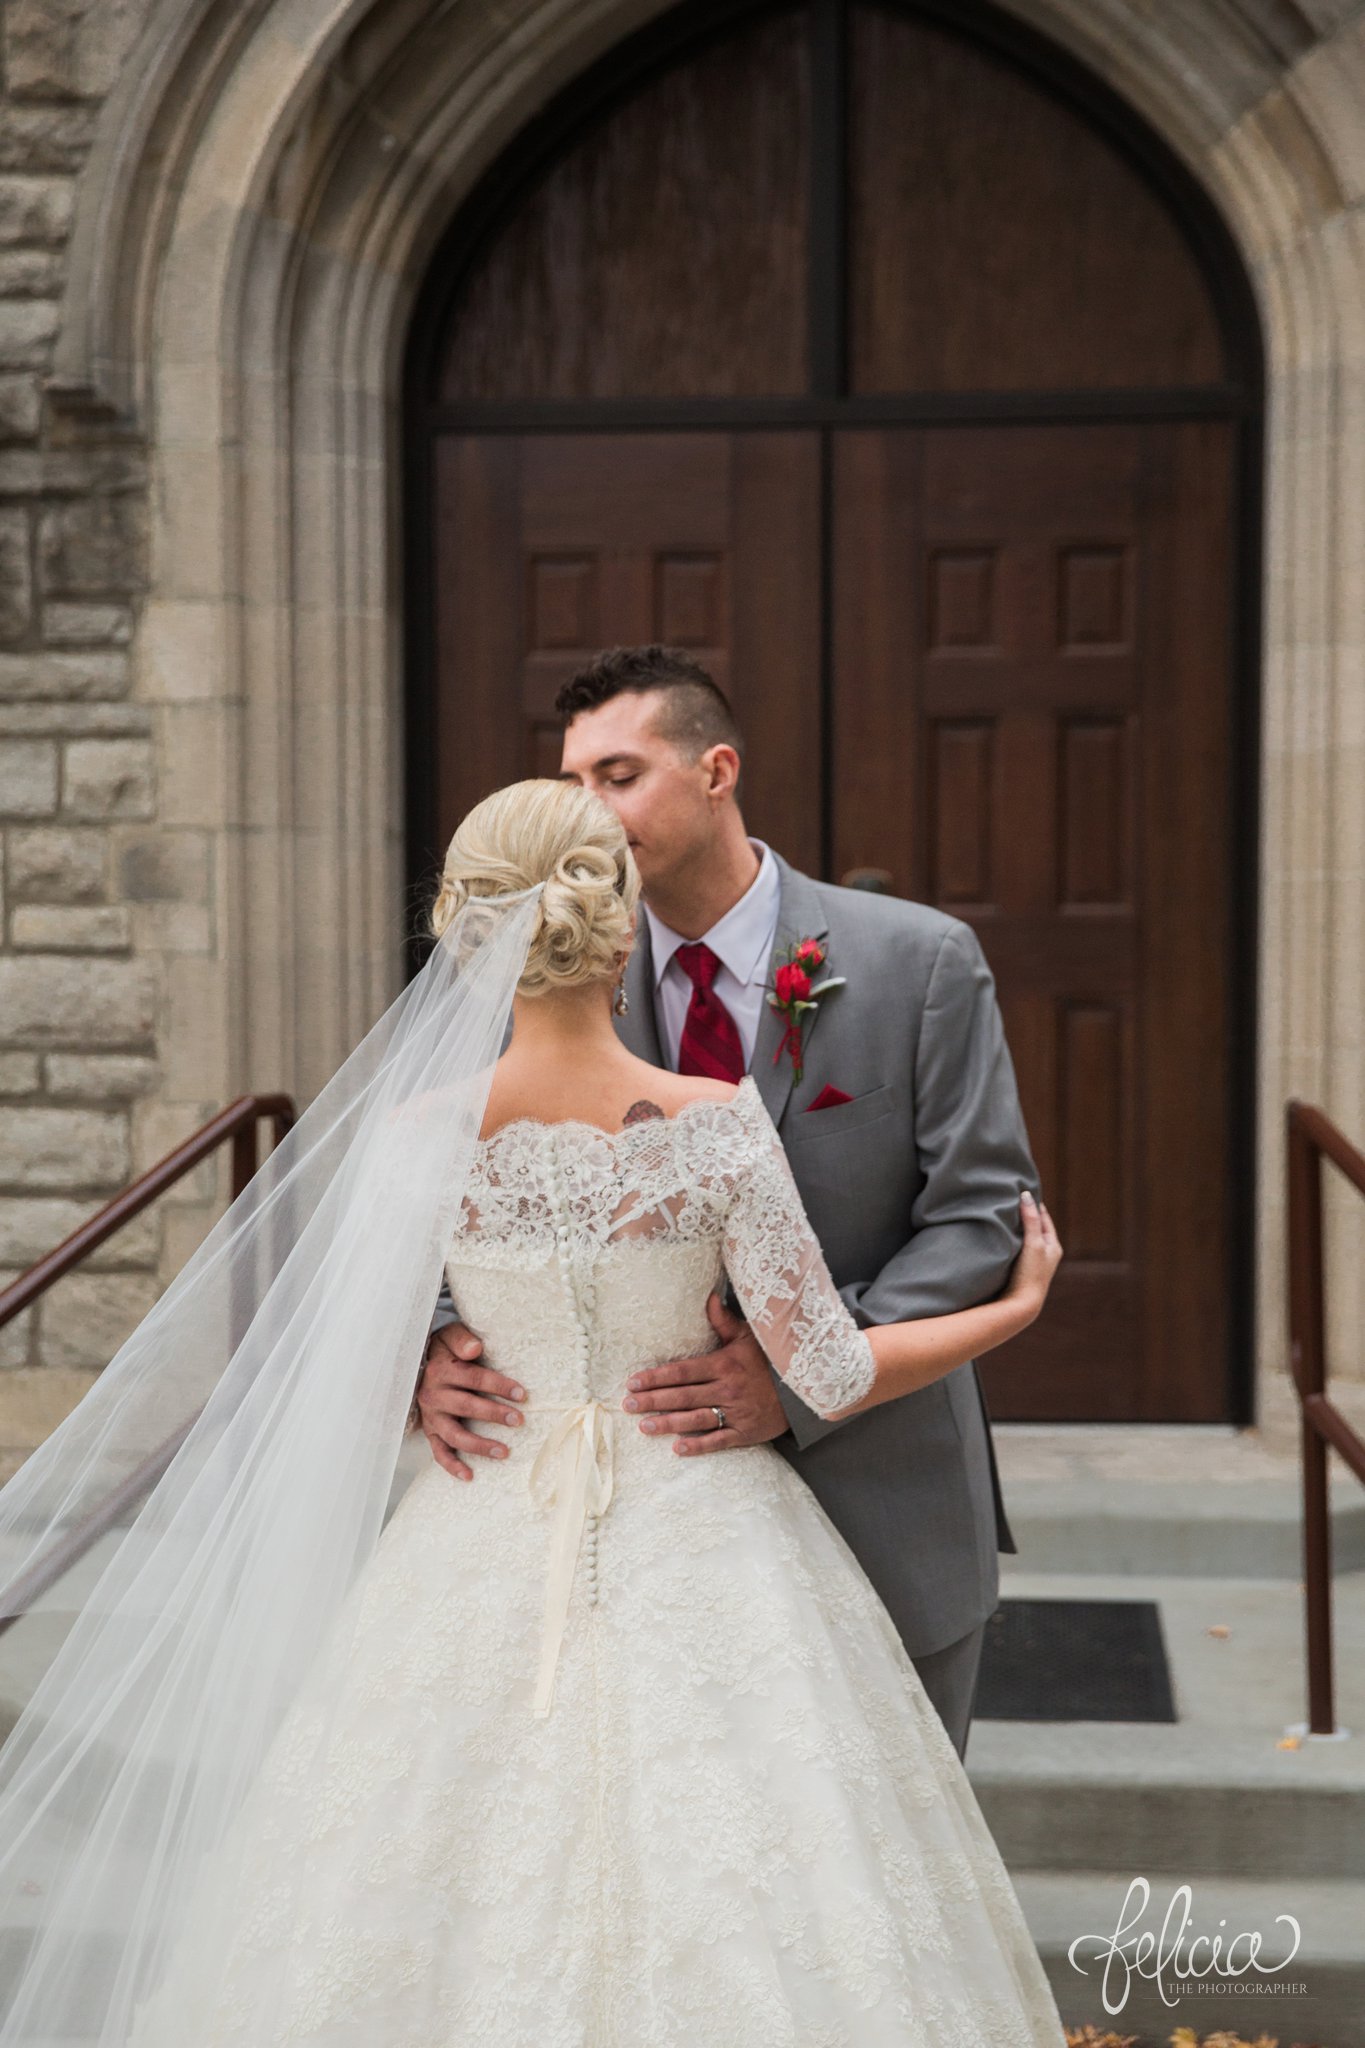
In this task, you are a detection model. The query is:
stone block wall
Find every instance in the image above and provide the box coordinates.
[0,0,163,1481]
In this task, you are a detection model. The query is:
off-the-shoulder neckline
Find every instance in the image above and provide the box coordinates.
[474,1071,760,1152]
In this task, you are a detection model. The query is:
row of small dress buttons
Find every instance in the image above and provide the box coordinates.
[549,1137,601,1609]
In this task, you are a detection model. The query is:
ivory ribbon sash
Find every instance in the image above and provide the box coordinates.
[527,1399,619,1717]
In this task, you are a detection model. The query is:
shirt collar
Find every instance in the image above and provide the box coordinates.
[643,838,781,991]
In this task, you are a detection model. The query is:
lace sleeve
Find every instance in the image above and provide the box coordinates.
[721,1094,878,1421]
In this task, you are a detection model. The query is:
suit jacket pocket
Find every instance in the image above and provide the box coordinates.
[785,1081,897,1142]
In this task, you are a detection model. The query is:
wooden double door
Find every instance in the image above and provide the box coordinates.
[432,418,1236,1423]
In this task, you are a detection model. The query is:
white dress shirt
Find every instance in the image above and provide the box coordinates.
[642,837,781,1073]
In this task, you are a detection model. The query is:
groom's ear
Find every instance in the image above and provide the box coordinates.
[700,740,742,804]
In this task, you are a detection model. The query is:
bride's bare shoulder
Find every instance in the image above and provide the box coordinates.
[680,1078,742,1107]
[616,1069,743,1128]
[641,1072,742,1117]
[477,1057,743,1137]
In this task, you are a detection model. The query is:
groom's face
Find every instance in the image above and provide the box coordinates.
[559,690,727,892]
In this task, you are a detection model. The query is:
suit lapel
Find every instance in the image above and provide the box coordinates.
[613,852,834,1131]
[751,851,831,1131]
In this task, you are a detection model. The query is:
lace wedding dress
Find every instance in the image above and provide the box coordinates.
[129,1073,1064,2047]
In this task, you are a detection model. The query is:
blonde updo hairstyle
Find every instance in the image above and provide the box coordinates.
[430,779,641,1000]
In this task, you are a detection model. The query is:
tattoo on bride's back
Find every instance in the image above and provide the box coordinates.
[622,1099,666,1126]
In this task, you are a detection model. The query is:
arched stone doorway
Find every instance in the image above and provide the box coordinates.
[403,0,1264,1424]
[43,0,1365,1445]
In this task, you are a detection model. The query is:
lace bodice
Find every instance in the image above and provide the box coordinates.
[443,1073,876,1423]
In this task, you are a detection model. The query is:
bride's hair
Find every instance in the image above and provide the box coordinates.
[430,778,640,998]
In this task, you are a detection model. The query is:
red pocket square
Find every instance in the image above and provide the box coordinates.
[805,1084,854,1112]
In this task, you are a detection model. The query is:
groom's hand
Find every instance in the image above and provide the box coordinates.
[416,1324,525,1483]
[623,1292,789,1455]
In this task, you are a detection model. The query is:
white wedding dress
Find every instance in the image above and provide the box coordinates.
[129,1073,1064,2047]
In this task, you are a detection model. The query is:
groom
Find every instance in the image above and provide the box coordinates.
[415,645,1040,1760]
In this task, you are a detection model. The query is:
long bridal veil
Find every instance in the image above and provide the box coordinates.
[0,881,545,2046]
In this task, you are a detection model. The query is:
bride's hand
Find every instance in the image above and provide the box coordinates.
[1003,1190,1062,1320]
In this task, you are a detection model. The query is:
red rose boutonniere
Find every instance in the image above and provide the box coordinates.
[765,936,845,1084]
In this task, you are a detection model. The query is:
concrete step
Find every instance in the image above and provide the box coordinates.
[1003,1473,1365,1578]
[971,1718,1365,1881]
[996,1421,1365,1578]
[968,1568,1365,1881]
[1020,1869,1365,2046]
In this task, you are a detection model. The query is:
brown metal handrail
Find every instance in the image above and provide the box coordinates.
[1286,1098,1365,1736]
[0,1093,294,1637]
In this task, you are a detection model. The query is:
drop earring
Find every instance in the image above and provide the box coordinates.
[613,972,630,1017]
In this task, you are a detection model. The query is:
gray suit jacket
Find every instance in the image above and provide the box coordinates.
[431,850,1037,1659]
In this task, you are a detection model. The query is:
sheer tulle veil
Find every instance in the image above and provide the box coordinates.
[0,880,546,2044]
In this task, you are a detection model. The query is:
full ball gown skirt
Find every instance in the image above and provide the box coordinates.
[128,1075,1065,2047]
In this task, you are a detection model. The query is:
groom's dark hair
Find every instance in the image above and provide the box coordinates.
[554,644,745,770]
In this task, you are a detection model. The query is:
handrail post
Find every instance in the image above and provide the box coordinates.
[1301,1130,1326,1736]
[1284,1097,1365,1739]
[231,1119,258,1201]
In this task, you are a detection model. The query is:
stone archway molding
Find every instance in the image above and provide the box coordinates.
[52,0,1365,1424]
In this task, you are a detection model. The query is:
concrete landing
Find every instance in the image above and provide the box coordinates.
[976,1415,1365,2043]
[995,1416,1365,1576]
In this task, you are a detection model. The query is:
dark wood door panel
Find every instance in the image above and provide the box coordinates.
[848,4,1226,394]
[432,431,824,869]
[438,5,812,404]
[832,421,1234,1421]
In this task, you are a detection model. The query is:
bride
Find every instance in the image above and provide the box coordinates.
[0,778,1064,2047]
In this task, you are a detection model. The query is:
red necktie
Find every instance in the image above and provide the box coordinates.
[674,941,746,1083]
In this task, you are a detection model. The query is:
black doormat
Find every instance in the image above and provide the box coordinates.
[975,1597,1177,1723]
